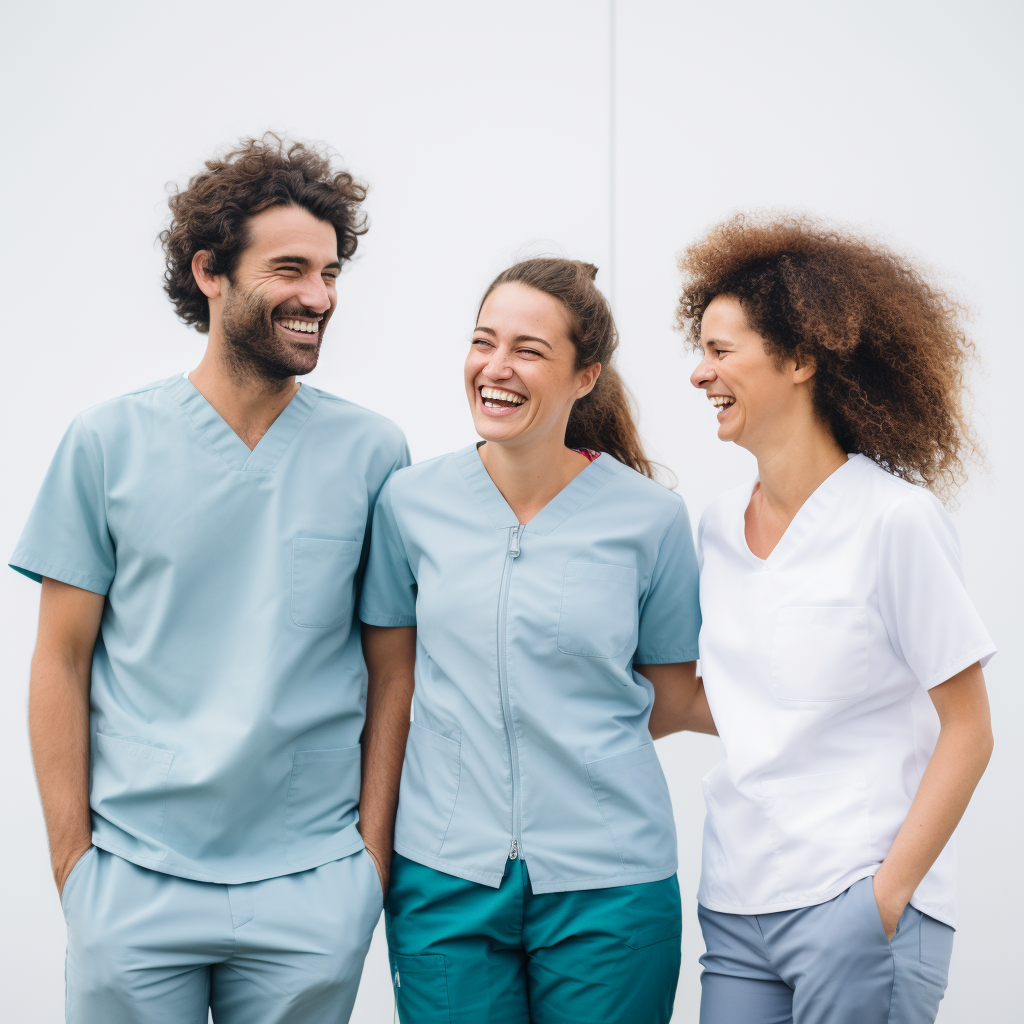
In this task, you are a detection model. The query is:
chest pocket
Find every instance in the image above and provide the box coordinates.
[291,537,362,628]
[557,561,638,659]
[772,605,869,701]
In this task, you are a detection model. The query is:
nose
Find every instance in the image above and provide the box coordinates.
[295,273,332,314]
[690,353,716,390]
[483,346,515,380]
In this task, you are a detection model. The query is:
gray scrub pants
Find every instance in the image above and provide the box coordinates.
[698,876,954,1024]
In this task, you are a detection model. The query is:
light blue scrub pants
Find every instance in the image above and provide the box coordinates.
[698,876,954,1024]
[60,846,383,1023]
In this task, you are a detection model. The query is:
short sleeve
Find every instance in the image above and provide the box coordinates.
[635,497,702,664]
[878,495,995,689]
[9,415,115,595]
[359,475,417,627]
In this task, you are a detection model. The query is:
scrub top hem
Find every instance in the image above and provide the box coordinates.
[697,870,956,929]
[91,833,367,885]
[527,863,679,894]
[394,842,678,894]
[393,843,505,888]
[697,868,876,918]
[9,554,110,595]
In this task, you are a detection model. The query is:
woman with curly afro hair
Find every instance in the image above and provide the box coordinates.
[678,215,995,1024]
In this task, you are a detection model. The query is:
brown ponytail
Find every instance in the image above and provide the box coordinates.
[478,258,653,478]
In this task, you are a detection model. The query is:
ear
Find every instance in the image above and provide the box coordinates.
[575,362,602,400]
[191,251,223,300]
[792,348,816,385]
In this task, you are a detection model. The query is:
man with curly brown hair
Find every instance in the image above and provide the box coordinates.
[9,135,408,1023]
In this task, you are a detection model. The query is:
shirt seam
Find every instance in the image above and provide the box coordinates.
[586,767,627,870]
[637,495,686,628]
[76,414,115,564]
[384,483,418,624]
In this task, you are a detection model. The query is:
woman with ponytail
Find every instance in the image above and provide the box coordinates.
[357,258,712,1023]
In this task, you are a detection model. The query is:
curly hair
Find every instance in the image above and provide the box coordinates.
[160,133,367,332]
[676,213,978,498]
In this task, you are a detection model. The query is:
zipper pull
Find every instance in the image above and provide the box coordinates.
[394,970,401,988]
[509,838,519,860]
[508,525,524,558]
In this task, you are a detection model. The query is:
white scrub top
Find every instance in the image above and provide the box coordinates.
[10,375,408,883]
[696,455,995,927]
[359,445,701,893]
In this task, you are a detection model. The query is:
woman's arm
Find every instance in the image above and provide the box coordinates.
[872,661,993,938]
[635,661,718,739]
[358,624,416,895]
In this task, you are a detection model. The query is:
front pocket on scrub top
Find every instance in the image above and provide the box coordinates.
[291,537,362,628]
[760,768,872,902]
[557,561,638,659]
[586,744,676,871]
[285,746,362,863]
[396,723,461,856]
[772,605,869,701]
[91,734,174,844]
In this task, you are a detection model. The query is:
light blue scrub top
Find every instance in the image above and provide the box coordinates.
[359,445,701,893]
[11,374,408,883]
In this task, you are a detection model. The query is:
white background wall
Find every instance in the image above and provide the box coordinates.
[1,2,1019,1020]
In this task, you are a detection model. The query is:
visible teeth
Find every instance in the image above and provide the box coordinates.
[710,395,735,408]
[480,386,525,405]
[280,319,318,333]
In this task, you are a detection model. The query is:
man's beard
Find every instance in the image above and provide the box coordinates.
[220,283,323,386]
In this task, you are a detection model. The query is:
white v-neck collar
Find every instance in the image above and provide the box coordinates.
[740,455,869,568]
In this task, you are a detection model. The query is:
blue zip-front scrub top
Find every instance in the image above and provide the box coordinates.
[10,375,408,883]
[359,445,701,893]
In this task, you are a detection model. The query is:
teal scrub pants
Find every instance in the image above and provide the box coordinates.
[385,853,682,1024]
[60,846,383,1023]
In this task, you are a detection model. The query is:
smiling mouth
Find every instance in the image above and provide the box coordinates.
[480,386,527,410]
[275,317,321,339]
[709,395,735,410]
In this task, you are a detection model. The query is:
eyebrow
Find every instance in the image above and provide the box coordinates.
[474,326,552,350]
[268,256,342,271]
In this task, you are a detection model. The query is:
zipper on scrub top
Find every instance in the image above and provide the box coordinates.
[498,524,526,863]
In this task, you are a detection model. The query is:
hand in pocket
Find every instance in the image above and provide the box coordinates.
[871,873,907,942]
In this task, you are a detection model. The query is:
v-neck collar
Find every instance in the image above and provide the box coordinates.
[454,444,622,535]
[166,373,319,473]
[740,454,870,568]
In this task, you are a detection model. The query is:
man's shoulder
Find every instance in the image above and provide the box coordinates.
[75,375,181,433]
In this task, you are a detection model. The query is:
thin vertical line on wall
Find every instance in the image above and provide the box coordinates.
[608,0,617,308]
